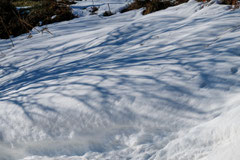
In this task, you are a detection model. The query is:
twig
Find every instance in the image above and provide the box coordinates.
[12,9,41,33]
[18,18,41,33]
[0,16,14,47]
[107,3,111,12]
[41,27,53,35]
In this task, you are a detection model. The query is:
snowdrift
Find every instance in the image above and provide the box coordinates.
[0,0,240,159]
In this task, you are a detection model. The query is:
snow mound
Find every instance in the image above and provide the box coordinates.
[0,0,240,159]
[157,94,240,160]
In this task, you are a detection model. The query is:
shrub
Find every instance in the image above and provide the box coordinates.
[12,0,41,7]
[0,0,76,39]
[121,0,187,15]
[26,0,76,26]
[143,0,175,15]
[121,0,150,13]
[195,0,238,7]
[219,0,239,6]
[0,0,29,39]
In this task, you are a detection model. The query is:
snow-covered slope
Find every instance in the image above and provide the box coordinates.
[0,0,240,159]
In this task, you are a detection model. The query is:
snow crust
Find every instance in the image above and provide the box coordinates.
[0,0,240,159]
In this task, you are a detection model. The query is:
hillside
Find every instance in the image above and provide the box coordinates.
[0,0,240,160]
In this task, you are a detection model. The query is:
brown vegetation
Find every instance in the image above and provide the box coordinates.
[121,0,239,15]
[121,0,187,15]
[26,0,76,27]
[219,0,239,7]
[0,0,29,39]
[195,0,239,8]
[0,0,76,39]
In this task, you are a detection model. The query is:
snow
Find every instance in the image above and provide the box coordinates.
[71,0,130,16]
[0,0,240,159]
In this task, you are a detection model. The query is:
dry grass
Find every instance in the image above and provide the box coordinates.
[0,0,76,39]
[195,0,239,8]
[121,0,148,13]
[12,0,75,7]
[143,0,175,15]
[0,0,29,39]
[12,0,41,7]
[26,0,76,26]
[219,0,239,7]
[122,0,239,15]
[121,0,188,15]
